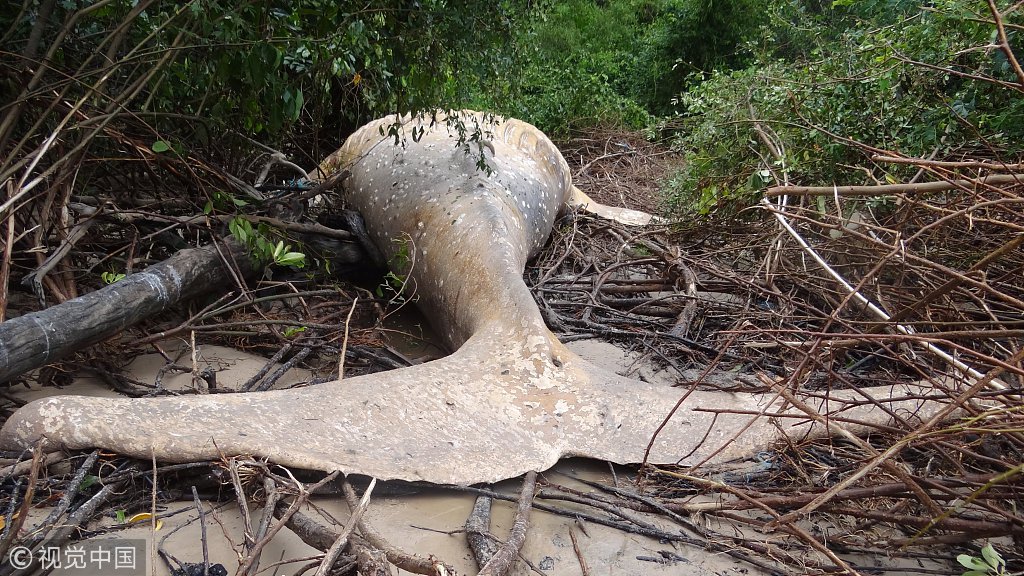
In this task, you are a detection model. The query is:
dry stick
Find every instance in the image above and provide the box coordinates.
[253,347,313,392]
[478,471,538,576]
[466,495,500,569]
[0,181,16,322]
[340,481,443,575]
[567,477,704,538]
[0,443,42,559]
[988,0,1024,86]
[236,471,340,576]
[315,478,376,576]
[767,383,936,523]
[871,155,1024,171]
[883,234,1024,327]
[658,470,861,576]
[773,345,1024,527]
[535,489,661,532]
[19,451,99,550]
[191,487,211,576]
[338,296,359,380]
[654,471,1020,514]
[764,173,1023,197]
[229,459,256,552]
[453,485,785,576]
[0,451,62,478]
[246,477,281,576]
[567,529,591,576]
[5,479,128,576]
[761,197,1006,390]
[240,344,293,392]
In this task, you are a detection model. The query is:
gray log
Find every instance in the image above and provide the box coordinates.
[0,240,259,384]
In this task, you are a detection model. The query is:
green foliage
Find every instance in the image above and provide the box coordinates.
[1,1,523,144]
[477,0,774,133]
[228,217,306,269]
[663,0,1024,216]
[958,544,1007,576]
[101,272,126,285]
[375,236,414,303]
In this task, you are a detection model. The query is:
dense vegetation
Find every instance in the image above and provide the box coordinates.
[1,0,1021,296]
[478,0,1024,215]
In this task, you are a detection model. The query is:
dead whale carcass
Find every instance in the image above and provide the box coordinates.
[0,111,940,484]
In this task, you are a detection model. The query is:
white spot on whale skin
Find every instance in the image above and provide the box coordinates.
[553,400,569,416]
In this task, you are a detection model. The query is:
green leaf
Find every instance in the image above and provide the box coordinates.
[957,554,990,571]
[151,140,171,153]
[79,475,99,490]
[981,544,1003,569]
[115,510,127,524]
[276,252,306,268]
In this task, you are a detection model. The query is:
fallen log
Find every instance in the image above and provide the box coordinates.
[0,240,259,384]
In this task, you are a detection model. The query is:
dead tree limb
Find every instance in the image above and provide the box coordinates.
[0,239,259,384]
[764,173,1023,197]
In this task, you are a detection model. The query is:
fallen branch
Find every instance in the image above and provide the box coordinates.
[0,239,259,384]
[764,173,1022,197]
[465,495,499,569]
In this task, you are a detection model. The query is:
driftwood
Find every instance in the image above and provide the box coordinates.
[0,240,258,384]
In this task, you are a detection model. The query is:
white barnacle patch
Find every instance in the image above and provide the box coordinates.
[553,400,569,416]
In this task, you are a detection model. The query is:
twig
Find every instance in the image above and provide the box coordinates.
[340,481,445,575]
[315,477,375,576]
[987,0,1024,86]
[236,471,340,576]
[871,155,1024,171]
[191,486,211,576]
[568,529,590,576]
[478,471,537,576]
[764,173,1023,197]
[247,477,281,576]
[0,442,42,561]
[339,297,359,380]
[761,197,1005,389]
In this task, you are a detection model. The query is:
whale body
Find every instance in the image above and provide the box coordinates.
[0,111,938,484]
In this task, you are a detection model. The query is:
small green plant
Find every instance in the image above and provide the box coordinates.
[228,216,306,268]
[282,326,306,338]
[958,544,1006,576]
[101,272,126,284]
[374,236,414,303]
[203,190,248,215]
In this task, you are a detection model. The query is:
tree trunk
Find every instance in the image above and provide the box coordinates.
[0,240,259,384]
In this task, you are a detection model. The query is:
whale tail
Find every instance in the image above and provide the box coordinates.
[0,320,943,484]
